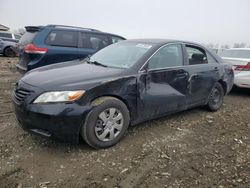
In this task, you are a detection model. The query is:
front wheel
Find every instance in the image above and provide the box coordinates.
[207,82,224,111]
[4,47,16,57]
[81,97,130,149]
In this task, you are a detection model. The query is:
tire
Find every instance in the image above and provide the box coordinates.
[81,97,130,149]
[207,82,224,111]
[4,47,16,57]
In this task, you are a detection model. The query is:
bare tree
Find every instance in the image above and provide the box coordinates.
[12,28,25,36]
[221,44,230,49]
[224,44,230,49]
[233,43,247,48]
[239,43,246,48]
[233,43,240,48]
[207,43,214,49]
[17,28,25,35]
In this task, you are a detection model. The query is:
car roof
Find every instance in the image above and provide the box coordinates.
[120,39,204,46]
[227,48,250,50]
[25,25,126,39]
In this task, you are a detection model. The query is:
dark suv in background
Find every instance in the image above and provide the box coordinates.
[16,25,125,72]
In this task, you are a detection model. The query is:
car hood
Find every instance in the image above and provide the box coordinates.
[21,60,125,90]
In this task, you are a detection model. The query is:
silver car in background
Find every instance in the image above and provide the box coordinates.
[220,48,250,89]
[0,31,21,42]
[0,39,17,57]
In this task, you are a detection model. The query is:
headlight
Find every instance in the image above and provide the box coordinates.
[33,90,85,103]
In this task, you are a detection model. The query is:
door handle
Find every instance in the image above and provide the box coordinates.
[188,74,198,82]
[178,72,188,76]
[177,70,188,76]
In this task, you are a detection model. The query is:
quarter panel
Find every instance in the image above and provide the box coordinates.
[81,76,138,123]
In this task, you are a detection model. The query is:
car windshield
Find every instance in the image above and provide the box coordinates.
[89,42,152,68]
[219,49,250,59]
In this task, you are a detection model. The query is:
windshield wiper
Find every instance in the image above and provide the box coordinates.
[86,60,108,67]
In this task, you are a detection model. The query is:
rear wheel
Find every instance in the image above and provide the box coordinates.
[207,82,224,111]
[81,97,130,149]
[4,47,16,57]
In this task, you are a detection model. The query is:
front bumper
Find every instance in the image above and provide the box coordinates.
[12,96,92,143]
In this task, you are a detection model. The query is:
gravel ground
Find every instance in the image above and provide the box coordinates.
[0,56,249,188]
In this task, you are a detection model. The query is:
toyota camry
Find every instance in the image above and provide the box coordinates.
[12,39,234,149]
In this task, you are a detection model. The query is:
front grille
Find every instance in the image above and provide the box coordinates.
[13,88,31,103]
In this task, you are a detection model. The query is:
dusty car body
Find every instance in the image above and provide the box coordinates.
[0,39,17,57]
[219,48,250,89]
[12,39,234,148]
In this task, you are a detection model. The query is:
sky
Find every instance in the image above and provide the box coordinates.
[0,0,250,46]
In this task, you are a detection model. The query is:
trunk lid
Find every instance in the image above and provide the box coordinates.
[221,57,250,74]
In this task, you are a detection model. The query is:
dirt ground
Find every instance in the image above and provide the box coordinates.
[0,56,249,188]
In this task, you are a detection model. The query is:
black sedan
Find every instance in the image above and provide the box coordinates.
[12,39,234,149]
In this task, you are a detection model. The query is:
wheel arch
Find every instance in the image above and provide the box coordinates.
[80,95,131,148]
[90,95,131,117]
[3,45,12,51]
[3,45,14,56]
[218,79,227,95]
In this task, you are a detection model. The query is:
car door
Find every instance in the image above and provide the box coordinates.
[43,30,82,65]
[184,44,220,106]
[79,32,110,57]
[78,32,97,58]
[138,43,189,120]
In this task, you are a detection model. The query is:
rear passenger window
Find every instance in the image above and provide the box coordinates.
[90,35,109,50]
[45,30,78,47]
[186,46,208,65]
[148,44,183,70]
[79,32,109,50]
[111,36,124,44]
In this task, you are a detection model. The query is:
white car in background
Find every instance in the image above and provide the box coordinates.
[219,48,250,89]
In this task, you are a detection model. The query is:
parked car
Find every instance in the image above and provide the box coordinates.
[0,38,17,57]
[0,31,21,43]
[219,48,250,89]
[12,39,234,149]
[15,25,126,73]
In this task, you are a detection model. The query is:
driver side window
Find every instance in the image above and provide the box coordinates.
[148,44,183,70]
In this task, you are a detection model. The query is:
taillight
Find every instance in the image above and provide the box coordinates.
[24,44,48,54]
[235,62,250,71]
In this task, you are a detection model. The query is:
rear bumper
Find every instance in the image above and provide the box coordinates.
[12,97,92,143]
[234,72,250,89]
[16,63,27,74]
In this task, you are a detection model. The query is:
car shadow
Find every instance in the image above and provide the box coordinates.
[29,133,94,152]
[229,86,250,96]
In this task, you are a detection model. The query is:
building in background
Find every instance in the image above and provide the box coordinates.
[0,24,9,31]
